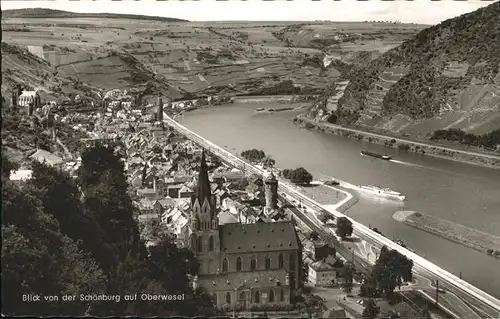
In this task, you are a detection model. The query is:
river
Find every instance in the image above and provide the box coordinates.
[179,102,500,298]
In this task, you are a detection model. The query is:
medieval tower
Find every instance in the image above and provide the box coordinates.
[157,97,163,121]
[264,172,278,213]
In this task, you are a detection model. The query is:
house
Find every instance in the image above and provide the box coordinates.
[308,260,340,287]
[29,149,64,166]
[18,90,41,115]
[214,188,231,206]
[137,188,161,200]
[138,213,161,224]
[167,184,183,198]
[179,185,195,198]
[129,172,144,188]
[10,169,33,181]
[161,207,189,237]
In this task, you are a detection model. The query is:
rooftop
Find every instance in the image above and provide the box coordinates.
[9,169,33,181]
[310,260,339,272]
[29,149,64,166]
[219,221,299,253]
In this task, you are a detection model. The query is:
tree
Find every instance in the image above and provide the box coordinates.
[241,149,266,162]
[359,273,379,298]
[29,161,111,270]
[362,298,380,319]
[303,294,325,319]
[78,143,146,271]
[336,217,353,239]
[309,231,320,241]
[2,179,106,316]
[282,167,313,185]
[262,156,276,167]
[371,246,414,298]
[1,151,19,180]
[318,212,330,224]
[341,262,355,293]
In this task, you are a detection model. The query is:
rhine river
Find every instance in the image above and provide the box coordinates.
[179,103,500,298]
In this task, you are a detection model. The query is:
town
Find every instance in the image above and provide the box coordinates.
[5,85,445,319]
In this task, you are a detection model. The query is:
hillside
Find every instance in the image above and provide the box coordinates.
[2,12,425,102]
[305,2,500,139]
[1,8,188,22]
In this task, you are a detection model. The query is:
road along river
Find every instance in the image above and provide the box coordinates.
[178,102,500,298]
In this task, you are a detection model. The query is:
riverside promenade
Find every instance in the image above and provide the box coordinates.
[163,113,500,319]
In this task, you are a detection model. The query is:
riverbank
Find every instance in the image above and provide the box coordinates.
[293,115,500,170]
[297,183,348,206]
[393,211,500,259]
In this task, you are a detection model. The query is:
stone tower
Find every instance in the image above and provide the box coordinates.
[157,97,163,121]
[264,172,278,212]
[188,150,220,275]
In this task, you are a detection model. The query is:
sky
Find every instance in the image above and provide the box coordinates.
[1,0,496,25]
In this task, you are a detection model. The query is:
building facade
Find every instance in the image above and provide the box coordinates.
[17,90,41,115]
[308,260,339,287]
[184,151,302,310]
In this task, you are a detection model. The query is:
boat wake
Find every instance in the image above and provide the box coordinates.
[389,159,426,169]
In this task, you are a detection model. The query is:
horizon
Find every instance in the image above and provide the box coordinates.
[1,0,497,25]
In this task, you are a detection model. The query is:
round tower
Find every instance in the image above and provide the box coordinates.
[264,172,278,211]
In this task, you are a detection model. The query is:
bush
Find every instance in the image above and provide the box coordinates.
[398,144,411,151]
[305,123,315,130]
[241,149,266,162]
[282,167,313,185]
[486,249,493,255]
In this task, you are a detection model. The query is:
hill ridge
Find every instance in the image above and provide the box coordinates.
[306,1,500,138]
[2,8,189,22]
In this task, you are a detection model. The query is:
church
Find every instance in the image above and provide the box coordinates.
[183,150,302,310]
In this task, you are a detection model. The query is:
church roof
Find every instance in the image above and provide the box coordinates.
[198,269,288,291]
[219,221,299,253]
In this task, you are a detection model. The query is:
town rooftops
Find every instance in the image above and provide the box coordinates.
[219,221,299,253]
[29,149,64,166]
[310,260,338,272]
[137,213,160,222]
[198,269,288,291]
[137,188,156,195]
[218,210,239,225]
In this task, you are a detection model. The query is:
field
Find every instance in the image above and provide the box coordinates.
[1,13,426,104]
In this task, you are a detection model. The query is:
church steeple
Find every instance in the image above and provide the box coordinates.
[189,149,218,232]
[196,149,212,204]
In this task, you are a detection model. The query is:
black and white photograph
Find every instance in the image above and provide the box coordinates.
[1,0,500,317]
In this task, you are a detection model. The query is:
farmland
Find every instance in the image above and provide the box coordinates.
[1,10,426,104]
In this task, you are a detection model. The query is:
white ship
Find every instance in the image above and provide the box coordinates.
[358,185,406,201]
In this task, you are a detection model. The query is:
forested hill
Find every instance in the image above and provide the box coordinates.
[308,1,500,138]
[2,8,188,22]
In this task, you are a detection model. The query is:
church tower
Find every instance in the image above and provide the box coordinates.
[188,150,220,275]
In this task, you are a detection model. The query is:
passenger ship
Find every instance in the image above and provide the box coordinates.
[358,185,406,201]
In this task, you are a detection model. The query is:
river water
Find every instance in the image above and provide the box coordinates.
[179,103,500,298]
